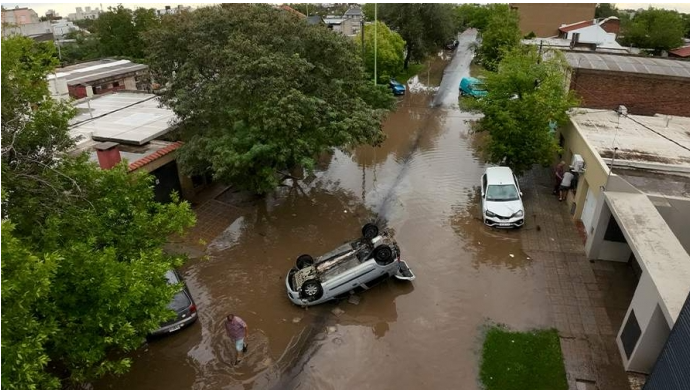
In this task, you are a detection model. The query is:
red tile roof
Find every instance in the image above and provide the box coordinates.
[559,20,595,33]
[670,45,690,58]
[128,141,183,172]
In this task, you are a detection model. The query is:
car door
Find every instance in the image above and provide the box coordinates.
[481,173,487,210]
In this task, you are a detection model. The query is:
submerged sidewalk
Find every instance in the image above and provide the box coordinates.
[520,167,638,390]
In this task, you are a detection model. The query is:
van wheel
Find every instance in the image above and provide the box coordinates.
[296,254,314,269]
[301,280,323,300]
[362,223,379,240]
[373,245,393,265]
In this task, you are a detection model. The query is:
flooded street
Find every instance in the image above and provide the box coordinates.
[97,30,551,390]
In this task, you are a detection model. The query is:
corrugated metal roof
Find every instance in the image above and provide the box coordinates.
[52,59,148,86]
[565,52,690,78]
[670,45,690,58]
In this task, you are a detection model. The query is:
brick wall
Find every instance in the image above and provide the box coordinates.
[570,69,690,116]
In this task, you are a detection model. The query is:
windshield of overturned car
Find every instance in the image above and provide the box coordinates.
[486,184,519,201]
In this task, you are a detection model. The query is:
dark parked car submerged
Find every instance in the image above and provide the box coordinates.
[150,270,198,337]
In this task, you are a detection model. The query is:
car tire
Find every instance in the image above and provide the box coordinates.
[362,223,379,240]
[372,245,394,265]
[296,254,314,269]
[301,280,323,300]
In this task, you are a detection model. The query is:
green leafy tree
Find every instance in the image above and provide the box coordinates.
[620,7,685,53]
[2,221,60,390]
[73,18,98,33]
[479,6,521,71]
[356,21,406,83]
[378,3,456,69]
[95,5,160,60]
[2,36,196,387]
[680,12,690,39]
[362,3,375,22]
[59,32,101,65]
[144,4,394,193]
[595,3,620,19]
[466,47,579,175]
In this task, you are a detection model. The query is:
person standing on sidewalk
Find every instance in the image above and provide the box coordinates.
[559,168,575,202]
[225,314,248,365]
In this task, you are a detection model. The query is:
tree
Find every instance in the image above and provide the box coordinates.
[356,21,406,83]
[479,6,521,71]
[95,5,160,60]
[1,36,196,387]
[595,3,620,19]
[2,221,60,390]
[144,4,394,193]
[362,3,375,22]
[620,7,685,54]
[466,46,579,175]
[378,3,456,69]
[59,32,101,65]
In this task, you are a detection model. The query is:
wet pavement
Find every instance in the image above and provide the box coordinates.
[97,29,553,390]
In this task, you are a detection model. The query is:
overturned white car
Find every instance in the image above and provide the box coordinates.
[285,224,415,307]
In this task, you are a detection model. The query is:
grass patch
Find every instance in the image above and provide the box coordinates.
[469,60,487,79]
[395,63,424,84]
[480,326,567,390]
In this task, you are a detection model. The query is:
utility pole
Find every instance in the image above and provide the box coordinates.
[361,20,365,60]
[374,3,377,85]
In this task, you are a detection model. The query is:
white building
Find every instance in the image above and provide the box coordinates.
[67,7,100,21]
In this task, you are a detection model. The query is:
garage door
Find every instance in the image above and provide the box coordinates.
[581,188,597,235]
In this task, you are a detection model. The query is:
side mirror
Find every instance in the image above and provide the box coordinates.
[520,192,523,197]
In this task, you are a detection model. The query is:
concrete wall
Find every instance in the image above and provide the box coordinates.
[630,304,672,373]
[617,272,671,373]
[559,119,609,221]
[565,25,618,44]
[511,3,596,37]
[569,69,690,116]
[124,76,137,90]
[649,195,690,255]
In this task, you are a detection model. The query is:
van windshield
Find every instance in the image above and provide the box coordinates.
[486,184,519,201]
[471,83,486,91]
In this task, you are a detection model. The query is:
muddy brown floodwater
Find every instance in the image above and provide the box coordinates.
[96,30,551,390]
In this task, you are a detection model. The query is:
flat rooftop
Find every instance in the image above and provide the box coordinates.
[570,109,690,173]
[48,59,148,86]
[564,52,690,79]
[605,192,690,323]
[614,168,690,199]
[73,139,175,165]
[69,92,177,146]
[523,38,630,54]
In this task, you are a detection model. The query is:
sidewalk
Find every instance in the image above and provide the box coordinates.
[520,167,638,390]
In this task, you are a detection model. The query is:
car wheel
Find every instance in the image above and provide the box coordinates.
[296,254,314,269]
[301,280,323,300]
[362,223,379,240]
[372,245,394,265]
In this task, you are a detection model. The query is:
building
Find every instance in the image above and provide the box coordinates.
[69,92,209,203]
[344,6,362,24]
[510,3,596,37]
[67,7,100,21]
[48,59,150,100]
[51,19,80,38]
[643,292,690,390]
[669,45,690,59]
[2,20,54,41]
[557,108,690,375]
[306,15,325,26]
[324,17,354,36]
[2,7,40,25]
[564,51,690,116]
[156,5,192,16]
[558,17,621,44]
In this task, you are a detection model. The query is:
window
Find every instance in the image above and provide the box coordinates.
[486,185,520,202]
[112,81,120,87]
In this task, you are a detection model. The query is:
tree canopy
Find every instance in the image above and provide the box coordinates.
[377,3,456,69]
[1,35,196,388]
[356,21,406,83]
[620,7,685,53]
[478,6,521,71]
[595,3,620,19]
[466,46,579,175]
[96,5,160,60]
[454,3,510,32]
[145,4,394,193]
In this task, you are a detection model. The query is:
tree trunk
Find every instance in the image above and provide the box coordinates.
[404,43,412,70]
